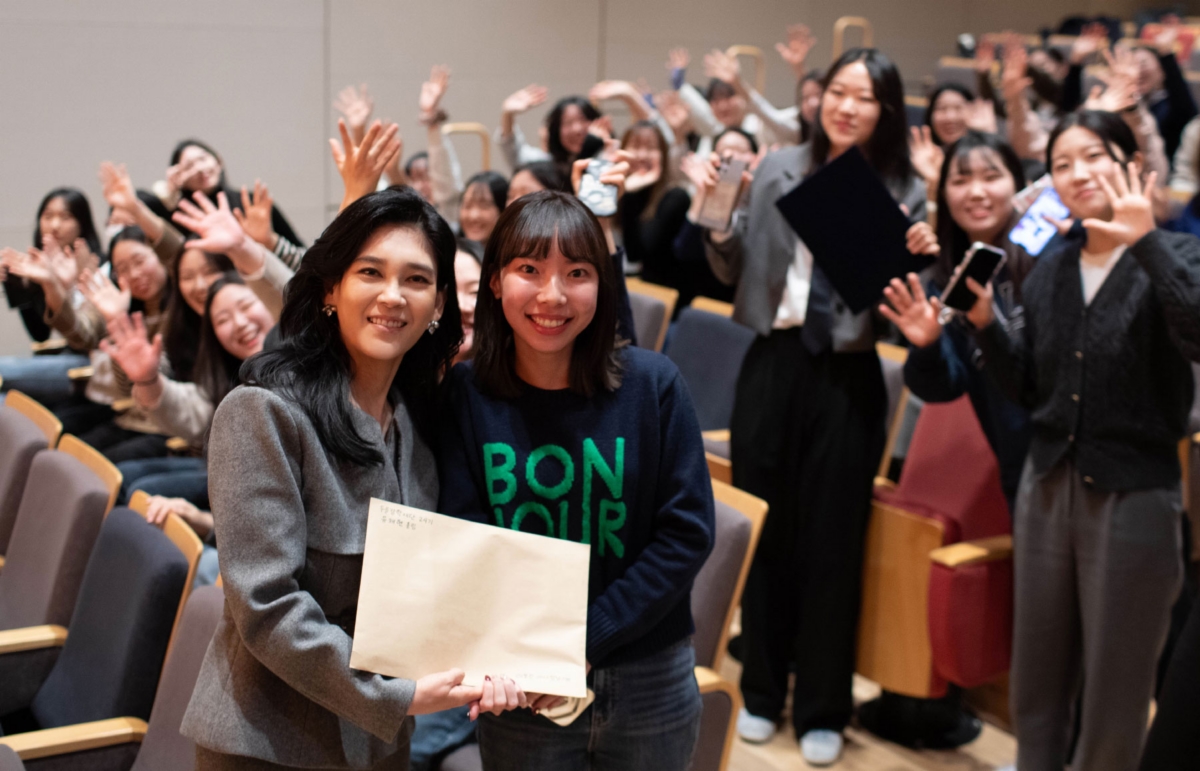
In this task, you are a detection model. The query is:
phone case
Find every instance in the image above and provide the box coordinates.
[578,159,618,217]
[940,243,1007,315]
[696,159,746,231]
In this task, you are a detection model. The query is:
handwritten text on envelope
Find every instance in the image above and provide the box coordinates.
[350,498,591,698]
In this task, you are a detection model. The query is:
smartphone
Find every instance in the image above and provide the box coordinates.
[940,242,1007,316]
[578,158,618,217]
[1008,186,1070,256]
[696,158,747,231]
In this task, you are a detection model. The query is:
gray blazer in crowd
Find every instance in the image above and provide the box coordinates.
[180,385,439,768]
[705,143,927,351]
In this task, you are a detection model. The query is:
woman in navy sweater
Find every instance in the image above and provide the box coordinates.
[438,189,714,771]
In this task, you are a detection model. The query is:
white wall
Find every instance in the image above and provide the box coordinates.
[0,0,1146,354]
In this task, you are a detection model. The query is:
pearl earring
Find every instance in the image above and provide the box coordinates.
[322,304,336,317]
[427,320,440,334]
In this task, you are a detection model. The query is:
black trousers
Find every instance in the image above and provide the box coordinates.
[76,420,169,463]
[1139,589,1200,770]
[732,328,886,734]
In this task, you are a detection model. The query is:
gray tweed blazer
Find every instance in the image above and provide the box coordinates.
[180,385,438,768]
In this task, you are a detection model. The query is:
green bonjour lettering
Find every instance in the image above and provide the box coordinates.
[598,500,626,558]
[558,501,569,540]
[511,501,555,536]
[583,438,624,550]
[525,444,574,499]
[483,443,517,507]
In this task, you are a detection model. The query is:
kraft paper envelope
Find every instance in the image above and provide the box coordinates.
[350,498,590,698]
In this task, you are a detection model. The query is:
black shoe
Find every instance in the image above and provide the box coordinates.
[857,691,982,750]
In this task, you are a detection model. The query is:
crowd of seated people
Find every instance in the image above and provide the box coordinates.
[1,14,1199,771]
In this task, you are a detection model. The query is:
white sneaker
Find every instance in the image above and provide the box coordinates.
[800,729,843,766]
[736,708,777,743]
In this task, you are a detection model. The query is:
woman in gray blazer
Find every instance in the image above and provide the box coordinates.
[180,187,526,769]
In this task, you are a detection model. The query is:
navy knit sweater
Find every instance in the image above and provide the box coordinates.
[437,347,715,667]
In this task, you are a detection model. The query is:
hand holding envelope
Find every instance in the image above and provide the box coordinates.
[351,498,592,700]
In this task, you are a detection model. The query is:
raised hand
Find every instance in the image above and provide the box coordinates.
[906,221,940,256]
[878,273,944,348]
[1154,14,1181,56]
[173,191,248,254]
[99,161,140,214]
[502,84,549,115]
[776,24,816,78]
[1000,41,1032,103]
[587,115,614,143]
[330,118,403,210]
[908,126,945,185]
[333,83,375,142]
[667,46,690,72]
[1084,81,1137,114]
[40,234,81,290]
[419,65,451,122]
[1100,46,1140,92]
[704,49,741,86]
[656,90,691,138]
[965,98,998,133]
[1082,162,1157,246]
[570,149,634,205]
[234,181,277,249]
[98,311,161,384]
[3,247,57,288]
[1070,21,1108,65]
[165,157,199,198]
[78,267,132,323]
[975,38,996,74]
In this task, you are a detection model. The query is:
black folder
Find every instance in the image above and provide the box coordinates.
[774,147,932,314]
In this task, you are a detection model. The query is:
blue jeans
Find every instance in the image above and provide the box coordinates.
[410,707,475,771]
[478,640,701,771]
[0,353,88,407]
[117,456,208,508]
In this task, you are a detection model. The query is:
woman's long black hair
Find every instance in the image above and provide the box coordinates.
[33,188,101,254]
[240,187,461,466]
[162,240,234,382]
[195,272,264,411]
[932,130,1027,288]
[924,83,975,146]
[811,48,914,189]
[546,96,604,167]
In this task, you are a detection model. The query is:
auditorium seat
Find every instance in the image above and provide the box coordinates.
[858,395,1013,701]
[626,277,678,352]
[0,393,61,561]
[0,437,118,638]
[0,746,20,771]
[0,507,192,765]
[0,584,222,770]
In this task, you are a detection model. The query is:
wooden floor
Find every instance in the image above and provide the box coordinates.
[720,656,1017,771]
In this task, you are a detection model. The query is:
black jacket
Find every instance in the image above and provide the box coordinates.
[976,229,1200,492]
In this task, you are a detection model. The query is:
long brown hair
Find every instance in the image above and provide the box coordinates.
[472,191,623,399]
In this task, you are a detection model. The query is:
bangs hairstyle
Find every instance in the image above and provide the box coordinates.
[812,47,914,188]
[933,131,1026,287]
[1046,109,1139,173]
[473,191,622,399]
[546,96,603,165]
[195,271,255,411]
[34,188,101,254]
[240,186,462,466]
[169,138,227,192]
[463,171,509,213]
[513,161,570,193]
[924,83,975,146]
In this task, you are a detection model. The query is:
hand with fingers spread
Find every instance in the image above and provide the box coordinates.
[975,38,996,74]
[173,191,250,255]
[41,234,82,290]
[908,126,945,186]
[165,157,199,200]
[1084,81,1138,114]
[776,24,816,79]
[704,49,742,89]
[234,181,278,249]
[409,669,484,716]
[1000,41,1032,104]
[667,47,690,73]
[502,84,549,116]
[467,676,529,721]
[78,268,132,324]
[879,273,944,348]
[330,119,403,211]
[906,221,941,257]
[99,161,140,215]
[333,83,375,143]
[419,65,451,125]
[656,90,691,140]
[588,79,638,104]
[3,247,58,289]
[98,311,161,384]
[965,99,998,133]
[1070,22,1108,65]
[1082,162,1158,246]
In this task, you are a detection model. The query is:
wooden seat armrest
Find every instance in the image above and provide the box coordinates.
[30,339,68,355]
[701,429,730,443]
[0,554,5,571]
[694,665,737,696]
[165,436,190,453]
[0,625,68,655]
[929,535,1013,568]
[706,453,732,486]
[1192,431,1200,444]
[67,366,94,381]
[111,397,135,413]
[0,717,148,760]
[873,476,896,490]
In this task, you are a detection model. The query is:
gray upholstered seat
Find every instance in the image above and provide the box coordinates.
[628,290,667,353]
[665,307,756,433]
[0,408,52,556]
